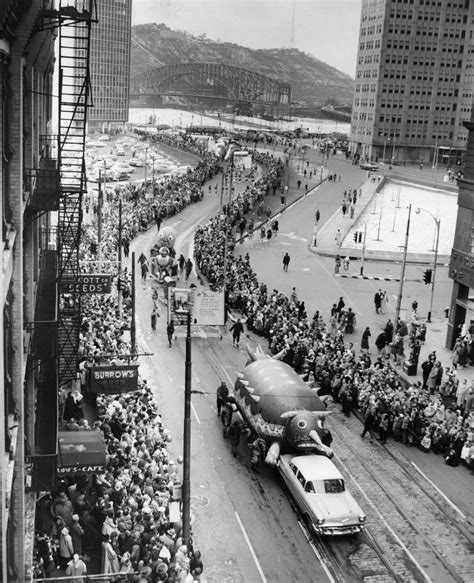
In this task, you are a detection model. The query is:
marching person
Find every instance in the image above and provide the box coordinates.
[229,318,244,347]
[282,252,290,272]
[216,381,229,416]
[167,319,175,347]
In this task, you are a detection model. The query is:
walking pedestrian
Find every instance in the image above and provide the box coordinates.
[185,258,193,280]
[229,318,244,347]
[335,229,342,247]
[151,308,158,331]
[216,381,229,416]
[374,290,382,314]
[290,287,299,304]
[361,326,371,353]
[167,319,175,347]
[361,406,376,442]
[178,253,186,276]
[297,179,302,189]
[140,260,149,281]
[282,252,290,272]
[342,203,347,217]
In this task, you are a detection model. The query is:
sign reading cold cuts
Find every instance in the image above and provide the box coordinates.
[89,364,139,394]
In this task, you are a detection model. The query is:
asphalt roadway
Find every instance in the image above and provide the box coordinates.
[122,137,474,582]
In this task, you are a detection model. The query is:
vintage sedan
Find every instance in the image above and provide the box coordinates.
[359,161,379,171]
[278,454,366,535]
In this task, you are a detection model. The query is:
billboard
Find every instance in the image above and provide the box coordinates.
[193,288,225,326]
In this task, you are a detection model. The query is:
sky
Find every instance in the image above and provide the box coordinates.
[132,0,363,79]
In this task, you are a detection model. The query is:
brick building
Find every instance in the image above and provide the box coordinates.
[350,0,474,166]
[1,1,57,579]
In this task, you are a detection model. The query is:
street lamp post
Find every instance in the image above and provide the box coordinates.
[416,207,440,323]
[144,147,148,184]
[395,204,412,327]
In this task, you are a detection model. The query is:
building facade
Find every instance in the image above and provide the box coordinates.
[1,1,58,580]
[88,0,132,132]
[447,115,474,348]
[350,0,474,166]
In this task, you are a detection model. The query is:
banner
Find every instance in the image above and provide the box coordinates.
[89,364,139,394]
[193,288,225,326]
[169,288,194,325]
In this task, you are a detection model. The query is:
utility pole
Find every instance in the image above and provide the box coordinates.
[182,311,192,548]
[395,204,412,327]
[360,223,367,276]
[97,169,103,259]
[131,251,136,356]
[118,201,123,316]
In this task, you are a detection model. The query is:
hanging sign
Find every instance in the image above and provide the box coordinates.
[60,274,112,294]
[89,364,139,394]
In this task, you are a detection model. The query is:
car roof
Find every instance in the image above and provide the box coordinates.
[284,454,343,481]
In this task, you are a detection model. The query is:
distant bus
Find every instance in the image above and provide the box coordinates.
[186,125,222,136]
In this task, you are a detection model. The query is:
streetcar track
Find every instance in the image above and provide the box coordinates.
[330,419,467,583]
[198,336,406,582]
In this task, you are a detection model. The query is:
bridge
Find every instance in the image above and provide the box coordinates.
[129,62,291,107]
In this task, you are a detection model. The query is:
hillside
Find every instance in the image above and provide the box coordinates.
[131,23,355,107]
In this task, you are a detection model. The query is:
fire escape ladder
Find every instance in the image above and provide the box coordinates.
[57,0,95,385]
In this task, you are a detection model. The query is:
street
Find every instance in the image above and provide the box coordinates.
[120,144,474,582]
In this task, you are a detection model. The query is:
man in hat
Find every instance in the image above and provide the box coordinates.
[65,554,87,583]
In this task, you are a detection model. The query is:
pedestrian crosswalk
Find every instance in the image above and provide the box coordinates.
[336,273,400,281]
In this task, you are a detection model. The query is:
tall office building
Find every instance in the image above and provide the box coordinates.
[350,0,474,165]
[88,0,132,132]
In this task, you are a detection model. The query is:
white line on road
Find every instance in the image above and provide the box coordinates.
[297,522,336,583]
[234,511,268,583]
[410,462,467,520]
[335,456,432,582]
[191,402,201,425]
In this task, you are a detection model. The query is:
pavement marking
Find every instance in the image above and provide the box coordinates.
[336,273,400,281]
[281,232,308,242]
[335,455,432,583]
[410,462,467,521]
[297,521,336,583]
[234,511,268,583]
[191,402,201,425]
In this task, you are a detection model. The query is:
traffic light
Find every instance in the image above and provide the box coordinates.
[315,210,320,223]
[423,268,432,284]
[358,232,363,244]
[353,231,359,243]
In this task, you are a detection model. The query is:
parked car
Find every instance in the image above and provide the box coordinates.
[278,454,366,535]
[359,161,379,171]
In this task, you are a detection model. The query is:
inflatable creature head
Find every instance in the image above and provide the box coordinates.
[281,409,333,457]
[157,226,176,251]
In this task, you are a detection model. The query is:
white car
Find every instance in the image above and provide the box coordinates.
[278,454,366,535]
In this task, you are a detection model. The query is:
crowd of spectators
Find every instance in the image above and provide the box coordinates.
[193,157,474,472]
[33,143,222,581]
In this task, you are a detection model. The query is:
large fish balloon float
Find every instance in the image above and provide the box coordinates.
[229,346,333,465]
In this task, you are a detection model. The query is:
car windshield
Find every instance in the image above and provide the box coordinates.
[306,479,345,494]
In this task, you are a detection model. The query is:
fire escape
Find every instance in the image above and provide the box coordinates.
[55,0,95,385]
[28,1,96,489]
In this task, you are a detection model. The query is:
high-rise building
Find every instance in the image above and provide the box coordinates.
[88,0,132,132]
[350,0,474,166]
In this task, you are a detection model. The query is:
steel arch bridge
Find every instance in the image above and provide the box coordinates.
[129,62,291,105]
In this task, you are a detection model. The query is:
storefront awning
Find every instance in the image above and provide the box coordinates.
[57,431,106,476]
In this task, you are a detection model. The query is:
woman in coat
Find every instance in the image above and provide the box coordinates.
[427,362,440,394]
[361,327,371,353]
[101,533,120,577]
[59,527,74,570]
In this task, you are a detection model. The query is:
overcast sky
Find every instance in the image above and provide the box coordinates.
[132,0,363,79]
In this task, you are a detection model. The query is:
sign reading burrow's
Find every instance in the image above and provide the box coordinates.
[60,274,112,294]
[89,364,139,394]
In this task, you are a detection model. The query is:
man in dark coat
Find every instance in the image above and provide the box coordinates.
[421,357,434,389]
[229,318,244,347]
